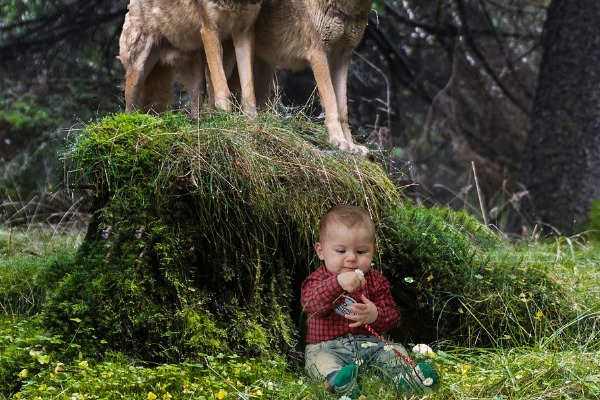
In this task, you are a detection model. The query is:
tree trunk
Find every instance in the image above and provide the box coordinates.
[514,0,600,235]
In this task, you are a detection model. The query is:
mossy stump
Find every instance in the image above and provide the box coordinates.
[52,111,401,361]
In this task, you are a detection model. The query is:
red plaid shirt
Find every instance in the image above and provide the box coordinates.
[301,265,401,344]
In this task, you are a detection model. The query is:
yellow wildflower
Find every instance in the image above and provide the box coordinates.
[536,310,544,320]
[456,364,471,375]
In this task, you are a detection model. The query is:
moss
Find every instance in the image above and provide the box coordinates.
[378,203,575,347]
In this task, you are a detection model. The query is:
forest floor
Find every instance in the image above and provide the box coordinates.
[2,223,600,399]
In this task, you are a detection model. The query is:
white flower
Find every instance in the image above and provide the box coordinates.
[339,396,352,400]
[354,269,364,276]
[383,344,394,351]
[423,377,434,387]
[412,343,435,356]
[355,359,364,366]
[361,341,376,348]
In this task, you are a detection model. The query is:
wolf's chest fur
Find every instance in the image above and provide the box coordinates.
[256,0,371,65]
[209,0,261,5]
[309,0,370,47]
[207,0,262,12]
[306,0,371,26]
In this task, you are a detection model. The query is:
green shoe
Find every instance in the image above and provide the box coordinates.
[333,364,361,398]
[397,362,439,394]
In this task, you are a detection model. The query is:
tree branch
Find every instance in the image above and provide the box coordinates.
[363,16,432,104]
[456,0,530,114]
[383,1,538,41]
[0,0,126,65]
[475,0,535,101]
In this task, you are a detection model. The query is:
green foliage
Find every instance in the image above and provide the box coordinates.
[378,204,492,340]
[0,40,123,199]
[12,344,600,399]
[0,93,74,197]
[0,97,52,133]
[0,242,74,316]
[46,110,586,360]
[0,91,64,196]
[432,346,600,399]
[15,352,306,400]
[0,0,52,27]
[0,315,68,397]
[0,240,84,396]
[0,254,48,317]
[586,199,600,242]
[378,203,581,348]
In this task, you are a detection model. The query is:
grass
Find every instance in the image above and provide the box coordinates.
[2,110,600,399]
[2,214,599,399]
[4,297,600,399]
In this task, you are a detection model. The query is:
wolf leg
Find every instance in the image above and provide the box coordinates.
[307,47,351,152]
[232,25,257,116]
[201,25,231,112]
[177,51,206,117]
[253,57,276,107]
[124,42,161,113]
[330,55,368,156]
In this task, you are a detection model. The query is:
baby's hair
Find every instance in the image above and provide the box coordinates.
[318,204,375,242]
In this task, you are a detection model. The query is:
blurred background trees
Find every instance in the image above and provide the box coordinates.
[1,0,598,236]
[512,0,600,235]
[0,0,127,194]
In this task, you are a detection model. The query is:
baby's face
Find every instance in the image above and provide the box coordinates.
[315,222,376,276]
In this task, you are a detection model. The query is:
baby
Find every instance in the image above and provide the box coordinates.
[301,205,438,397]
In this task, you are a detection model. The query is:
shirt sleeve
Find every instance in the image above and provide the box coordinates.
[301,267,345,317]
[367,271,402,333]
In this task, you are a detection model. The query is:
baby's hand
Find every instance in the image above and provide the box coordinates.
[337,270,366,293]
[346,294,378,327]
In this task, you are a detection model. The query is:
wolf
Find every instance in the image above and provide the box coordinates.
[119,0,261,115]
[251,0,371,155]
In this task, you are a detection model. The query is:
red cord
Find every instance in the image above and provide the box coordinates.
[363,324,415,367]
[335,277,416,368]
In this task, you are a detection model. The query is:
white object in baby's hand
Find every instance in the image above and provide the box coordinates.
[354,269,364,276]
[334,295,357,316]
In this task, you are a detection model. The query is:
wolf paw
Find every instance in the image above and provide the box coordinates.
[350,143,369,156]
[330,139,369,156]
[330,138,353,152]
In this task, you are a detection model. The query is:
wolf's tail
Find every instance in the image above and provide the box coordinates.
[141,63,174,113]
